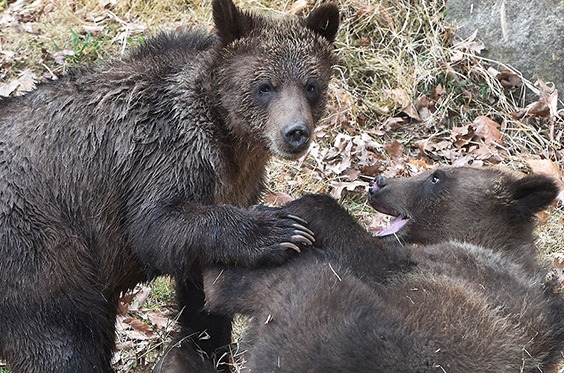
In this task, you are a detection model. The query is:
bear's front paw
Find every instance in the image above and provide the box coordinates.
[244,207,315,266]
[276,213,315,253]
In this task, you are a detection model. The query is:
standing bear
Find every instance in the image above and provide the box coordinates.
[205,166,564,372]
[0,0,339,372]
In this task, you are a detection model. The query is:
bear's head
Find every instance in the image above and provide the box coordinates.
[211,0,339,159]
[368,166,559,252]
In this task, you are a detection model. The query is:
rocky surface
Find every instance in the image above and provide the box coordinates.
[446,0,563,95]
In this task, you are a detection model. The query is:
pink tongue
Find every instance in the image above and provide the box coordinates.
[375,217,409,237]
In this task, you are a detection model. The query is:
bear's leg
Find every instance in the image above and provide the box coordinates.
[155,277,231,372]
[176,277,233,357]
[2,292,115,373]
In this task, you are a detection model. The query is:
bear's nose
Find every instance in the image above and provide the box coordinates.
[283,123,310,150]
[369,175,386,193]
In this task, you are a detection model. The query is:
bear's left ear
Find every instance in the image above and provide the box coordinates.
[513,174,560,218]
[212,0,255,45]
[304,3,340,43]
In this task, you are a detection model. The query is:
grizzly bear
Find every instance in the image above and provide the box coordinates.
[204,166,564,372]
[368,166,559,271]
[0,0,339,371]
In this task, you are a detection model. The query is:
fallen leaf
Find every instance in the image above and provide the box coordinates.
[402,105,421,121]
[526,159,563,181]
[384,140,403,158]
[329,180,368,199]
[123,317,154,336]
[472,116,502,145]
[408,159,431,170]
[496,69,522,89]
[264,191,294,206]
[430,84,445,102]
[128,285,151,312]
[0,70,36,97]
[384,88,410,109]
[451,124,474,148]
[285,0,308,14]
[148,312,172,330]
[342,168,361,181]
[453,30,485,54]
[383,117,406,130]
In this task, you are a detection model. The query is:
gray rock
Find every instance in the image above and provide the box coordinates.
[446,0,564,95]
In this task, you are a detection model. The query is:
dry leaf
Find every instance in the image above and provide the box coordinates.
[329,181,368,199]
[383,117,406,130]
[123,317,154,336]
[127,285,151,312]
[408,159,431,170]
[472,116,502,145]
[285,0,308,14]
[264,191,294,206]
[527,159,563,181]
[384,140,403,158]
[401,105,421,121]
[148,312,171,330]
[0,70,36,97]
[384,88,410,109]
[453,30,485,54]
[451,124,474,148]
[496,69,522,89]
[430,84,445,102]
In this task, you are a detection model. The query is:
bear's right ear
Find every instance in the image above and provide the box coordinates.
[212,0,255,46]
[513,174,560,218]
[304,3,340,43]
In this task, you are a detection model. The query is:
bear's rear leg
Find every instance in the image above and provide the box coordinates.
[170,277,232,370]
[1,295,115,373]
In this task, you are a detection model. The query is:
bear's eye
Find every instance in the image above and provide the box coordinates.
[258,82,274,94]
[304,81,321,103]
[254,81,276,106]
[429,171,444,185]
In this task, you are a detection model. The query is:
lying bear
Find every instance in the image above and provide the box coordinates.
[204,166,564,372]
[0,0,339,371]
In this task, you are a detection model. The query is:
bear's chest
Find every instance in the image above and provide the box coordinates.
[213,143,269,208]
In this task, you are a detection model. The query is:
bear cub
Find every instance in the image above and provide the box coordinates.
[205,166,564,372]
[0,0,339,372]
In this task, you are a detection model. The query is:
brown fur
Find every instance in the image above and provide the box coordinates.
[205,166,564,372]
[0,1,339,371]
[368,166,558,271]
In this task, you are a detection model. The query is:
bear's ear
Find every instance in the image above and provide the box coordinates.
[304,3,340,43]
[212,0,255,45]
[513,174,560,217]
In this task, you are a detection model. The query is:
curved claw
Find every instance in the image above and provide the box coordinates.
[292,223,315,238]
[280,242,301,253]
[287,214,308,225]
[292,232,314,245]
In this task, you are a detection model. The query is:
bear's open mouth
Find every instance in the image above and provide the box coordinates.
[375,215,409,237]
[369,204,409,237]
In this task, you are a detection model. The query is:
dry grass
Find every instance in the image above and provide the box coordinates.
[1,0,563,371]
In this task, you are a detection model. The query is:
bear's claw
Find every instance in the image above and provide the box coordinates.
[280,242,302,253]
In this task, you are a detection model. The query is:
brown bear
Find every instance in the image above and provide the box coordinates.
[0,0,339,371]
[368,166,559,272]
[204,166,564,372]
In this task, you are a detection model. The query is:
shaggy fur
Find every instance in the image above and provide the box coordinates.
[368,166,559,271]
[204,166,564,372]
[0,0,339,371]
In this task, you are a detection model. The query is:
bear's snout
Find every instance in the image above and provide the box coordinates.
[369,175,386,194]
[282,122,311,151]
